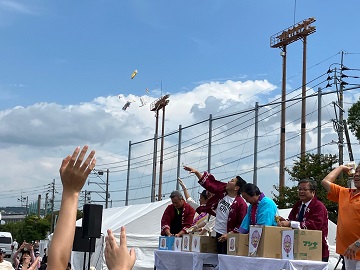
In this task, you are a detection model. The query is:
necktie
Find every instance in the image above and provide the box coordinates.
[298,204,306,222]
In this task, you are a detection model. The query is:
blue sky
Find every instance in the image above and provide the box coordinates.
[1,0,360,210]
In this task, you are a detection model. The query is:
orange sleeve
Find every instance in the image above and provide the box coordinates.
[327,183,342,203]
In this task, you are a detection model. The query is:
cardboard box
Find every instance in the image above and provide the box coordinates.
[158,236,175,250]
[173,237,183,252]
[227,233,249,256]
[249,225,292,259]
[281,229,295,259]
[182,234,191,252]
[191,235,217,253]
[293,229,322,261]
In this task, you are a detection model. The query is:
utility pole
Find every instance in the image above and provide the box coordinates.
[37,194,41,217]
[45,193,49,216]
[25,196,29,216]
[339,51,345,166]
[105,168,109,209]
[50,179,55,233]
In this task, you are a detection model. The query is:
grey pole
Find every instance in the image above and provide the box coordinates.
[105,169,109,209]
[208,114,213,173]
[339,51,344,166]
[50,179,55,233]
[317,87,322,155]
[151,133,158,202]
[176,125,182,190]
[125,141,131,206]
[253,102,259,185]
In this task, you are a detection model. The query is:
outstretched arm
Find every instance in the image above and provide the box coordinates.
[105,227,136,270]
[47,146,96,270]
[321,165,349,192]
[177,177,191,200]
[183,166,203,180]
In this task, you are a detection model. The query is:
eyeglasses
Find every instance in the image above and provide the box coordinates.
[297,188,312,192]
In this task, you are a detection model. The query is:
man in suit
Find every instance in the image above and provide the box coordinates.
[278,179,329,262]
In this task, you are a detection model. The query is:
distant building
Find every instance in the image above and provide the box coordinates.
[1,214,26,223]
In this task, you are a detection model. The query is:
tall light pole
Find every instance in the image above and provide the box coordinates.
[150,94,170,201]
[270,17,316,188]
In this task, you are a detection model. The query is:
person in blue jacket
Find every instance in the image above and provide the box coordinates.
[237,183,278,234]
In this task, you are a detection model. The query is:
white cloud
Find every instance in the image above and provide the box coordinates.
[0,79,357,209]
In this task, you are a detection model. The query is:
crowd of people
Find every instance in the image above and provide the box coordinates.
[1,145,360,270]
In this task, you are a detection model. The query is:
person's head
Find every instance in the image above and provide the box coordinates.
[170,190,184,209]
[198,190,209,205]
[35,250,40,257]
[297,179,316,203]
[240,183,261,204]
[226,175,246,195]
[0,248,5,262]
[21,250,31,264]
[66,262,72,270]
[354,164,360,189]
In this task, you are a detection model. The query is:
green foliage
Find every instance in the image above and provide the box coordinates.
[273,153,347,224]
[0,215,51,242]
[348,99,360,141]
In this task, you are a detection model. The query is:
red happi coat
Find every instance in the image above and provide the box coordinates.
[288,196,329,259]
[161,201,195,235]
[196,171,248,233]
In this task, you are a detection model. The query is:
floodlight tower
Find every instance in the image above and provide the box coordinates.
[150,94,170,201]
[270,17,316,187]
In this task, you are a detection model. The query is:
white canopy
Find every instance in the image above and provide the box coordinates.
[72,199,172,270]
[71,201,340,270]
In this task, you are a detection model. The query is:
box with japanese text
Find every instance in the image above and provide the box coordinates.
[190,235,217,253]
[248,225,292,258]
[158,236,175,250]
[227,233,249,256]
[293,229,322,261]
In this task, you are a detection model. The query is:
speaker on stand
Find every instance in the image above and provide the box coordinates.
[72,204,103,270]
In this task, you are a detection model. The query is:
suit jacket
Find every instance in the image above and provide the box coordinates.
[288,196,329,259]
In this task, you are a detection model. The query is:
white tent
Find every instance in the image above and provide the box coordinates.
[71,201,342,270]
[72,199,172,270]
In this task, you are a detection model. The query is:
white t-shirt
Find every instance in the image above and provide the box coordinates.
[0,260,14,270]
[12,241,18,252]
[214,195,235,234]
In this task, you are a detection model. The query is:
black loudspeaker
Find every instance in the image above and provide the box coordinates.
[72,226,95,252]
[82,204,103,238]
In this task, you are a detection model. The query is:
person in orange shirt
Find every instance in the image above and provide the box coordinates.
[321,164,360,270]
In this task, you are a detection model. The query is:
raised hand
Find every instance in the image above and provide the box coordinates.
[177,177,186,188]
[59,145,96,194]
[183,166,196,173]
[105,227,136,270]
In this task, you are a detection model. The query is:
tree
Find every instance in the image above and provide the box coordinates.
[348,99,360,141]
[0,215,51,242]
[272,153,347,224]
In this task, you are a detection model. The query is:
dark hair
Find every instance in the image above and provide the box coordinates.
[169,190,183,199]
[235,176,247,195]
[298,179,317,191]
[240,183,261,197]
[199,190,208,200]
